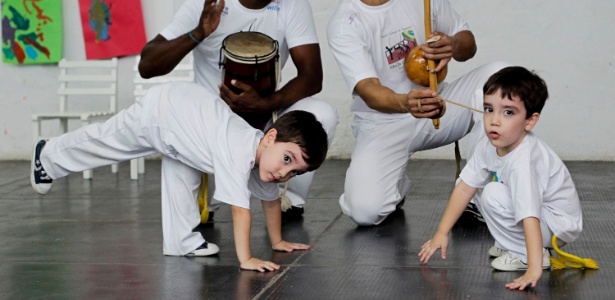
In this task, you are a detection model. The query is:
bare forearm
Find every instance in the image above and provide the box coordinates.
[268,74,321,110]
[523,217,544,270]
[140,0,225,78]
[232,205,252,263]
[436,181,477,235]
[503,217,544,289]
[451,30,476,62]
[354,78,409,113]
[262,199,283,245]
[267,44,323,110]
[418,181,477,263]
[138,34,199,78]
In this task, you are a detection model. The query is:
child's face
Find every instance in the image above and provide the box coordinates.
[258,138,309,183]
[483,90,539,156]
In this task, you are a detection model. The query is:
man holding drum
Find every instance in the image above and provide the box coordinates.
[327,0,509,226]
[139,0,338,223]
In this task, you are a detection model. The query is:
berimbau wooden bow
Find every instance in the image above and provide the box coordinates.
[424,0,442,129]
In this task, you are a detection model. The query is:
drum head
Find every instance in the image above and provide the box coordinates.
[223,32,277,60]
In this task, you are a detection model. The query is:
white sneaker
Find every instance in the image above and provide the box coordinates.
[488,246,506,257]
[491,250,550,271]
[187,241,220,256]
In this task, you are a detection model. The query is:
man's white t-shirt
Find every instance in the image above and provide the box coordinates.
[160,0,319,93]
[327,0,469,115]
[145,82,279,209]
[460,132,583,243]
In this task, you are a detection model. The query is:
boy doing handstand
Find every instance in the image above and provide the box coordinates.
[419,67,582,290]
[31,82,328,272]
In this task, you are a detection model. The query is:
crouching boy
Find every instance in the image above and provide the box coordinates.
[31,82,328,272]
[418,67,582,289]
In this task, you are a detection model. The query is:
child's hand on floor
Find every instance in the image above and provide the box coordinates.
[418,232,449,263]
[240,257,280,272]
[505,268,542,290]
[272,240,311,252]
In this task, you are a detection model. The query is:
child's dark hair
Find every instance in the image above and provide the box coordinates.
[483,66,549,118]
[269,111,328,171]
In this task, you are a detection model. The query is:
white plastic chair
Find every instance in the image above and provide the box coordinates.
[130,55,194,180]
[31,58,119,179]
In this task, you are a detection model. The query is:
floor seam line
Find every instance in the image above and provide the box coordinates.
[252,211,344,300]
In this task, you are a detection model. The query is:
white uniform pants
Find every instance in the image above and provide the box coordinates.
[205,97,338,210]
[40,90,213,256]
[340,61,510,226]
[476,182,553,263]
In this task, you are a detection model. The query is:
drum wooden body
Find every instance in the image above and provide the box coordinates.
[219,32,279,96]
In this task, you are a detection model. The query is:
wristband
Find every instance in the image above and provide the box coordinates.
[188,32,202,44]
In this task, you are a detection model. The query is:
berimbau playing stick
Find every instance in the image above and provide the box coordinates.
[438,97,483,114]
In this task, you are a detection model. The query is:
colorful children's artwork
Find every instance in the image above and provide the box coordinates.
[78,0,146,60]
[1,0,62,64]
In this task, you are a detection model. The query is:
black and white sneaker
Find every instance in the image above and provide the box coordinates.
[31,140,53,195]
[282,206,304,222]
[187,241,220,256]
[463,202,485,223]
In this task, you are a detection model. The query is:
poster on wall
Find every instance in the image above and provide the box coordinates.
[1,0,63,64]
[78,0,146,60]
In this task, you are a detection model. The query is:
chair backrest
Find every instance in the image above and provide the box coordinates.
[57,58,118,113]
[133,54,194,100]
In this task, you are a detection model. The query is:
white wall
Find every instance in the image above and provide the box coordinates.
[1,0,614,160]
[0,0,176,159]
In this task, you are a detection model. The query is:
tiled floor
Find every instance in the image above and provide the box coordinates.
[1,159,612,299]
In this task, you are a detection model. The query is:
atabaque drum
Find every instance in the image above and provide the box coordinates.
[219,31,279,96]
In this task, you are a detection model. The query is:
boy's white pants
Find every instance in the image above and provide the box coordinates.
[476,182,553,263]
[339,61,511,226]
[40,91,209,256]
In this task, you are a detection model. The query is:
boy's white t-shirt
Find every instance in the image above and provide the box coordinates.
[147,82,279,209]
[327,0,469,114]
[460,132,582,243]
[160,0,319,93]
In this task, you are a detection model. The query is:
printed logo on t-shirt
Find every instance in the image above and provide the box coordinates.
[267,0,280,12]
[492,172,505,185]
[383,27,417,69]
